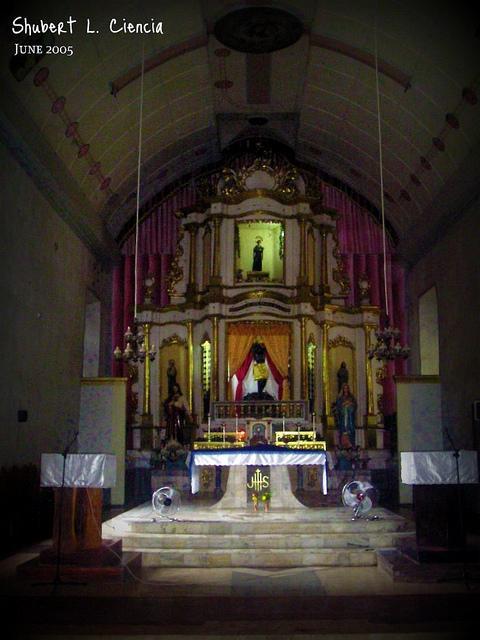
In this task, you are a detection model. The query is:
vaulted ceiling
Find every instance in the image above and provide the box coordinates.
[2,0,479,263]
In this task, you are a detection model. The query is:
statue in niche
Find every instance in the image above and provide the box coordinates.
[252,337,268,394]
[335,383,357,446]
[252,237,264,272]
[336,361,349,393]
[163,383,189,444]
[167,359,177,398]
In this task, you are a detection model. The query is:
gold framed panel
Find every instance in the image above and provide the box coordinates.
[234,219,286,285]
[158,334,189,421]
[327,335,357,413]
[225,320,292,401]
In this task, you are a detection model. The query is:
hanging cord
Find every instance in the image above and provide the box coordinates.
[133,44,145,321]
[374,20,389,321]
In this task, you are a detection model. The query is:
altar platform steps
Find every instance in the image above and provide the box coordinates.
[139,547,378,568]
[125,515,408,536]
[111,506,413,568]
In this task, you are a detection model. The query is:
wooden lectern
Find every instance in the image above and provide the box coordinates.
[401,450,478,562]
[40,454,116,561]
[17,453,140,581]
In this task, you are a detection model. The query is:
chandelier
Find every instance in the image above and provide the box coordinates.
[367,24,409,364]
[368,323,410,361]
[114,322,156,363]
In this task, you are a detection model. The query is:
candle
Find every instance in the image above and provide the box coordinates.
[312,412,316,441]
[297,423,301,441]
[235,414,239,440]
[223,424,226,443]
[207,414,211,441]
[282,415,286,433]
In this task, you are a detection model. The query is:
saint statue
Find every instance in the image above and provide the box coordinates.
[252,238,264,272]
[167,359,177,398]
[336,361,349,393]
[335,383,357,446]
[252,337,268,394]
[163,383,189,444]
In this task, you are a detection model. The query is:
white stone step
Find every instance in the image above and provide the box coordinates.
[127,517,409,535]
[139,547,377,568]
[122,531,410,550]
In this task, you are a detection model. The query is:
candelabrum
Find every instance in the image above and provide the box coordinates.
[367,323,410,361]
[113,321,156,363]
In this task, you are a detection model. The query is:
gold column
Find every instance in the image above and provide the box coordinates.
[319,225,331,296]
[187,320,194,414]
[364,324,376,422]
[300,317,308,399]
[321,321,331,420]
[187,224,198,286]
[212,316,219,401]
[141,323,153,426]
[298,216,308,284]
[211,216,222,283]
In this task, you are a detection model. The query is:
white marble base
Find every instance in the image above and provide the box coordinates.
[210,465,306,510]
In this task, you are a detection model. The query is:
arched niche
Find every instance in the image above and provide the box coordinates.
[328,335,357,408]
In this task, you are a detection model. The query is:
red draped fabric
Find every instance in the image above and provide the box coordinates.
[320,183,407,414]
[233,351,284,401]
[234,352,254,401]
[265,353,284,400]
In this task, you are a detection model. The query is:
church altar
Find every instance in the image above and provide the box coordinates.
[125,145,394,481]
[188,445,327,495]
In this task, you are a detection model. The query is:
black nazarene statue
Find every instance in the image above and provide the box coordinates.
[252,338,268,394]
[252,238,263,271]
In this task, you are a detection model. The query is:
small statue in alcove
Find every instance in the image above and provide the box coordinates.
[167,359,177,398]
[252,237,264,272]
[336,361,349,393]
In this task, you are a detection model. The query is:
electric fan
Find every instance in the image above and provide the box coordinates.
[341,480,377,520]
[152,486,181,519]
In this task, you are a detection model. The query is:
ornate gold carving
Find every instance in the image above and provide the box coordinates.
[376,365,387,384]
[160,334,187,347]
[358,273,371,303]
[201,467,214,489]
[328,335,354,349]
[208,152,301,204]
[166,228,184,295]
[332,230,351,296]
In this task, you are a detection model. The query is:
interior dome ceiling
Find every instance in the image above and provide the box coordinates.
[1,0,479,263]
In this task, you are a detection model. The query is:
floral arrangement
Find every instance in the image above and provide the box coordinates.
[153,440,187,467]
[261,491,272,502]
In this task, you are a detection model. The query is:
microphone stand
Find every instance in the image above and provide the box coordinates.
[34,430,86,592]
[441,428,470,590]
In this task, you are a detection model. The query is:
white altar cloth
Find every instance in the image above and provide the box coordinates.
[401,450,478,485]
[188,447,327,494]
[40,453,117,488]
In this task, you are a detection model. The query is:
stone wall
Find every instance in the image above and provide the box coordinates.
[0,141,109,467]
[407,196,480,450]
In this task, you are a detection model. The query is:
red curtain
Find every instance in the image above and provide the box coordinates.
[234,352,254,401]
[265,353,284,400]
[233,350,284,401]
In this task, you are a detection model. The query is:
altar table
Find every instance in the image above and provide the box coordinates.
[188,445,327,495]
